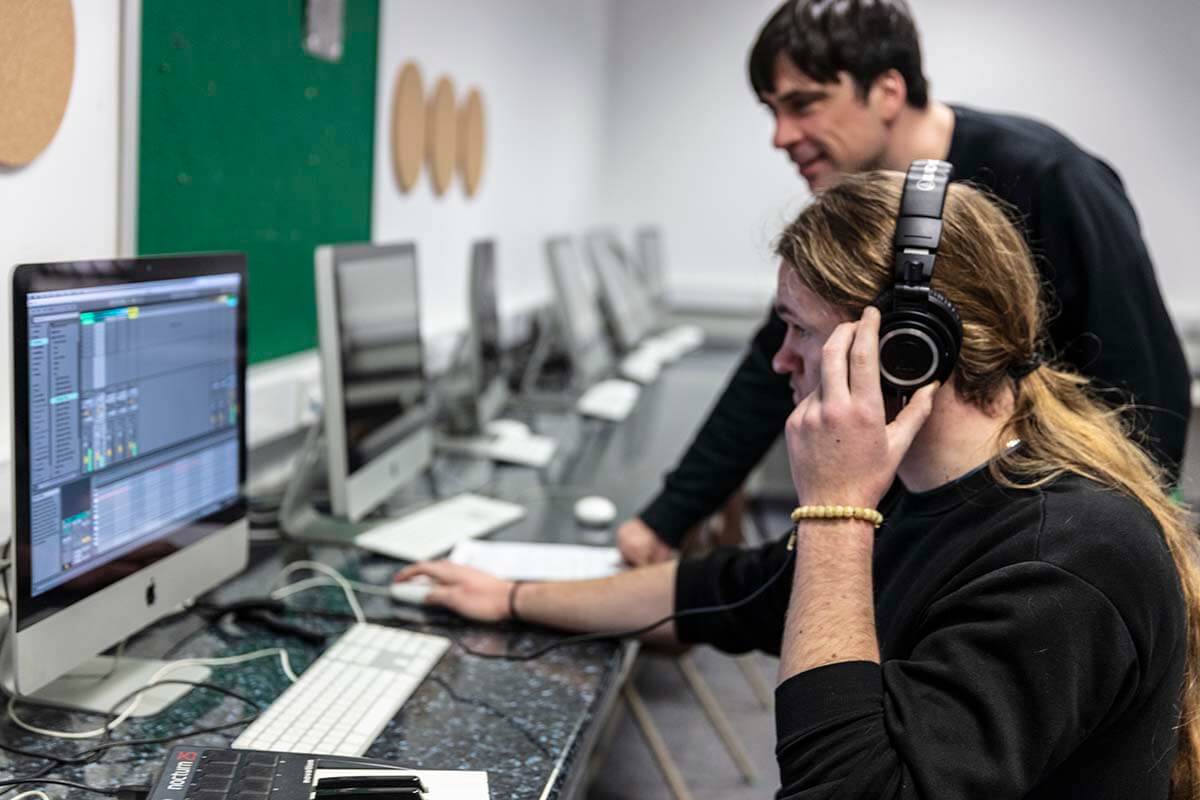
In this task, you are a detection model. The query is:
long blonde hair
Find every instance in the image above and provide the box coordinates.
[776,170,1200,797]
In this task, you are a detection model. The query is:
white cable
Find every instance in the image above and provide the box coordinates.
[271,574,393,600]
[7,647,298,740]
[10,792,51,800]
[269,561,366,623]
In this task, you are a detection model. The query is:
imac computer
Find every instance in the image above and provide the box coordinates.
[466,240,509,430]
[314,242,434,522]
[584,231,657,352]
[8,254,248,714]
[545,236,614,388]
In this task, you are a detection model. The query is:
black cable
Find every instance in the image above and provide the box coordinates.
[428,676,551,759]
[89,679,263,762]
[0,679,262,796]
[78,712,259,763]
[0,776,117,794]
[455,542,797,662]
[195,545,796,663]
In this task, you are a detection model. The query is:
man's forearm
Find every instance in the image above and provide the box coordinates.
[779,521,879,683]
[514,560,680,646]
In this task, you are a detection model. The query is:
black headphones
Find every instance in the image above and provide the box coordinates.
[874,159,963,399]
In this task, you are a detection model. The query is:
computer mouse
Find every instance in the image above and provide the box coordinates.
[574,495,618,527]
[390,577,434,605]
[485,418,531,439]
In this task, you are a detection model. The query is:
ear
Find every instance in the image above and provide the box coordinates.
[867,69,907,123]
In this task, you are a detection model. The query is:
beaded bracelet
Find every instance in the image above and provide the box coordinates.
[790,504,884,528]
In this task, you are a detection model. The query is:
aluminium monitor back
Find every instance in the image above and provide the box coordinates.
[315,242,434,522]
[585,231,657,352]
[634,226,669,307]
[9,254,249,699]
[545,236,612,388]
[467,240,509,430]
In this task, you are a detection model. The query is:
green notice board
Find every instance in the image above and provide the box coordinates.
[139,1,380,363]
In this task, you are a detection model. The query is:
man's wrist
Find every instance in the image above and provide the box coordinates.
[793,518,877,553]
[507,580,524,623]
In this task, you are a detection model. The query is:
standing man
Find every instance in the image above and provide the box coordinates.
[618,0,1190,565]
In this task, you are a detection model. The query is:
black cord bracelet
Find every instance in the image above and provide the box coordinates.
[508,580,525,624]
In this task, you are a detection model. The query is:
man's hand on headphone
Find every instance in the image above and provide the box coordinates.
[785,307,938,512]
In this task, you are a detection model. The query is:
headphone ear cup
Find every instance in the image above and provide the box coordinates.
[873,289,963,394]
[926,289,964,359]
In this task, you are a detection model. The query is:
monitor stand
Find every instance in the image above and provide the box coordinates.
[0,631,211,718]
[25,657,212,718]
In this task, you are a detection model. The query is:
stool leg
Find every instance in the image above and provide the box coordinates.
[623,684,694,800]
[675,654,758,784]
[586,698,627,784]
[735,654,774,710]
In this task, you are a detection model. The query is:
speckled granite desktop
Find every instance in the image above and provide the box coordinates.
[0,351,738,799]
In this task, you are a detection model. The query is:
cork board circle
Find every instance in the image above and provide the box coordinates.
[458,88,486,197]
[426,76,457,197]
[390,62,425,192]
[0,0,75,166]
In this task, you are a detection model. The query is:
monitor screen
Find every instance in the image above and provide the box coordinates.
[471,241,503,391]
[16,266,245,629]
[334,248,426,473]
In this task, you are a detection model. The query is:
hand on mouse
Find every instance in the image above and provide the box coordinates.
[394,561,514,622]
[617,518,674,566]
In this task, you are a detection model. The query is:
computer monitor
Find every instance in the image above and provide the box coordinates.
[466,240,509,430]
[315,242,433,522]
[634,226,668,306]
[545,236,613,387]
[585,231,657,352]
[9,254,248,709]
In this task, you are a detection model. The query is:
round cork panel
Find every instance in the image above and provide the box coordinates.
[390,61,425,192]
[0,0,75,166]
[426,76,457,197]
[458,88,485,197]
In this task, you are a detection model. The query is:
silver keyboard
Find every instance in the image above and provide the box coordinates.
[576,378,641,421]
[233,623,450,757]
[354,493,528,562]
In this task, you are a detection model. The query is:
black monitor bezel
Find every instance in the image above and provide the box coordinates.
[11,253,249,632]
[328,242,428,475]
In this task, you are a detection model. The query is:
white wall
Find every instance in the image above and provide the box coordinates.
[599,0,793,308]
[0,3,122,458]
[371,0,612,345]
[912,0,1200,323]
[599,0,1200,322]
[5,2,1195,457]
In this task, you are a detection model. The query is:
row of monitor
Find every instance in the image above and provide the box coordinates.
[5,227,668,707]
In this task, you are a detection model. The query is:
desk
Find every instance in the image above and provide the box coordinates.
[0,347,743,799]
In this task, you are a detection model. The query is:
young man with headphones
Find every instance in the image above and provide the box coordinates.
[398,164,1197,796]
[617,0,1191,567]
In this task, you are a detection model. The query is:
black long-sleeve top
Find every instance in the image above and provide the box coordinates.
[640,105,1190,544]
[674,468,1188,798]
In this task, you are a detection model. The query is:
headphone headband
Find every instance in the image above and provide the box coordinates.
[875,159,962,399]
[893,160,954,287]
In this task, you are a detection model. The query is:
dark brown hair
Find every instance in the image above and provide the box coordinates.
[749,0,930,108]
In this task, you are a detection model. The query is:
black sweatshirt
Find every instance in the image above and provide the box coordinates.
[674,468,1188,798]
[640,105,1190,544]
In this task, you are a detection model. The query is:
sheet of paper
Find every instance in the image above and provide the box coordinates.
[314,767,488,798]
[448,539,624,581]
